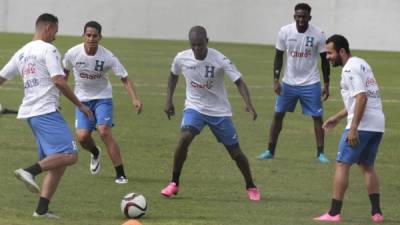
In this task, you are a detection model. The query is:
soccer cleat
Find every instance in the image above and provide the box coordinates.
[90,147,101,175]
[14,168,40,194]
[313,212,341,222]
[115,176,128,184]
[317,153,330,163]
[33,211,59,219]
[371,213,384,222]
[257,150,274,160]
[247,187,261,201]
[161,182,179,197]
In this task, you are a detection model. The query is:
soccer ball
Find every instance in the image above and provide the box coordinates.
[121,192,147,219]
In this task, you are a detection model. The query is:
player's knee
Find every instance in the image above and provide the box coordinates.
[274,112,285,120]
[98,127,112,140]
[180,131,195,145]
[76,132,91,144]
[66,153,78,165]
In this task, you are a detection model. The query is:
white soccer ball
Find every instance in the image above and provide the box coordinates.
[121,192,147,219]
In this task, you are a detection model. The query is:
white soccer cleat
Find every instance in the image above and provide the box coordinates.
[14,168,40,194]
[33,211,60,219]
[90,147,101,175]
[115,176,128,184]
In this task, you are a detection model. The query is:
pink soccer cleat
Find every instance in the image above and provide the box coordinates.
[161,182,179,197]
[247,187,261,201]
[313,212,341,222]
[371,213,384,223]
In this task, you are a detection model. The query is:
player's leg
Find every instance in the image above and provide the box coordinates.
[208,116,260,201]
[258,82,296,160]
[75,101,101,174]
[161,109,203,197]
[16,112,78,217]
[358,131,384,221]
[34,165,66,218]
[97,124,127,183]
[315,129,368,221]
[299,82,328,162]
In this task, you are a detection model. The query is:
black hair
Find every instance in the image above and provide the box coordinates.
[84,21,102,35]
[326,34,351,54]
[294,3,311,13]
[35,13,58,27]
[188,25,207,38]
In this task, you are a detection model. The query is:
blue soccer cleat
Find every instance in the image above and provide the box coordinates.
[257,150,274,160]
[317,153,330,163]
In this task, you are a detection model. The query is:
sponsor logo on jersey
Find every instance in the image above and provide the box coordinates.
[190,81,213,89]
[288,38,297,42]
[76,61,85,65]
[79,72,102,80]
[366,77,377,87]
[290,49,312,58]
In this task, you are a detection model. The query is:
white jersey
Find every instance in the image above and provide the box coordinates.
[0,40,65,119]
[171,48,241,117]
[276,23,326,86]
[63,43,128,101]
[340,57,385,132]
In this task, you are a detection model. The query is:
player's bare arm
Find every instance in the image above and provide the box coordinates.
[320,52,330,101]
[63,69,70,81]
[52,75,94,120]
[273,49,284,95]
[347,92,367,146]
[0,76,6,85]
[121,77,142,114]
[235,78,257,121]
[164,73,179,120]
[323,108,348,132]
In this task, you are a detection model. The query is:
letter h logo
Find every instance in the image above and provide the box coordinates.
[94,60,105,72]
[204,65,215,78]
[305,36,314,47]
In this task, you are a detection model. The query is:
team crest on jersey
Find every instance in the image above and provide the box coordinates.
[204,65,215,78]
[305,36,314,47]
[94,60,105,72]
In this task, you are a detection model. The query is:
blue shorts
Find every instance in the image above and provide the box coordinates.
[275,82,323,116]
[27,111,77,160]
[337,130,383,166]
[181,109,239,147]
[76,98,113,131]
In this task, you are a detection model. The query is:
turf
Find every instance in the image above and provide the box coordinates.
[0,32,399,225]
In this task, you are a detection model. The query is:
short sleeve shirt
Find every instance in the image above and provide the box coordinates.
[0,40,64,119]
[276,23,326,86]
[63,44,128,101]
[171,48,241,117]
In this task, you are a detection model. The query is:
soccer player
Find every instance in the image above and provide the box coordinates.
[161,26,260,201]
[63,21,142,184]
[314,35,385,222]
[257,3,331,162]
[0,13,93,218]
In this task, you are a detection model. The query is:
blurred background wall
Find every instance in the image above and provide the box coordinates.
[1,0,399,51]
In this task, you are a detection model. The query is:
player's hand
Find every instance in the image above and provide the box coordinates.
[322,116,338,132]
[322,84,330,101]
[132,99,143,114]
[164,102,175,120]
[346,129,359,147]
[79,105,94,121]
[273,81,281,95]
[246,105,257,121]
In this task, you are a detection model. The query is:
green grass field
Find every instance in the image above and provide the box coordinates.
[0,32,399,225]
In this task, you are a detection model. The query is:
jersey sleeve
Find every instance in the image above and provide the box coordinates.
[344,66,366,97]
[45,46,65,77]
[170,54,181,76]
[219,54,241,82]
[62,50,73,71]
[0,53,19,80]
[111,55,128,78]
[318,30,327,53]
[275,28,286,51]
